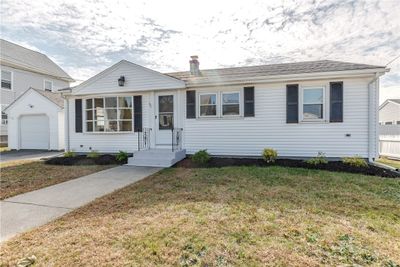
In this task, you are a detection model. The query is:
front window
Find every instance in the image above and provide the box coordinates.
[85,96,133,132]
[385,121,393,125]
[302,87,324,120]
[222,92,240,116]
[1,70,12,90]
[44,80,53,91]
[199,93,217,117]
[1,105,7,125]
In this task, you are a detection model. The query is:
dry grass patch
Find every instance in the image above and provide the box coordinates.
[1,166,399,266]
[0,161,115,199]
[378,157,400,169]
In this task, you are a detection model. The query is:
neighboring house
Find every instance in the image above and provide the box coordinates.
[61,57,388,167]
[379,99,400,158]
[0,39,74,147]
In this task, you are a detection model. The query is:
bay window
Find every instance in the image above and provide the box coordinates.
[199,93,217,117]
[85,96,133,132]
[222,92,240,116]
[302,87,324,120]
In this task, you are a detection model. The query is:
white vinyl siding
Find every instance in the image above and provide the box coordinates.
[183,78,373,158]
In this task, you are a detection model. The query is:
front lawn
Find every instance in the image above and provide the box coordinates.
[1,166,399,266]
[0,161,115,200]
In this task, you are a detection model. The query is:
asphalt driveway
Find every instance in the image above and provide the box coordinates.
[0,150,62,163]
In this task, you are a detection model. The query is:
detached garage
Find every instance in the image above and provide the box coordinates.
[5,88,64,150]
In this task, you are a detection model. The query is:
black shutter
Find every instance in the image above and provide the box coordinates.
[330,82,343,122]
[244,86,255,117]
[75,99,83,133]
[286,84,299,123]
[186,90,196,119]
[134,95,142,132]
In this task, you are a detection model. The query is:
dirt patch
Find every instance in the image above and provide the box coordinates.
[175,157,400,178]
[45,154,131,166]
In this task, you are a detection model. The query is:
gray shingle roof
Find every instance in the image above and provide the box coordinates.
[0,39,74,82]
[32,88,64,108]
[166,60,385,84]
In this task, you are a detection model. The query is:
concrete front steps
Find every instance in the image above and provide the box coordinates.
[126,149,186,167]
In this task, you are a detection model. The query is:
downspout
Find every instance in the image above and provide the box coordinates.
[367,72,384,162]
[61,93,70,152]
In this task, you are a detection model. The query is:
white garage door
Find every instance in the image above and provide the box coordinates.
[20,115,49,149]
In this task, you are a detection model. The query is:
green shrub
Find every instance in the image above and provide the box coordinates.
[63,151,76,158]
[342,156,368,168]
[87,150,100,158]
[262,148,278,163]
[116,151,128,162]
[306,152,328,165]
[191,149,210,165]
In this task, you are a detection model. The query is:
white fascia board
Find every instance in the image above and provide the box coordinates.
[185,68,389,88]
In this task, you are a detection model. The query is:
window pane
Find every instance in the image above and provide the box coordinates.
[1,81,11,89]
[159,95,173,112]
[118,97,132,108]
[105,97,117,108]
[200,105,216,116]
[159,113,173,129]
[86,121,93,132]
[105,121,118,132]
[223,104,239,115]
[200,94,216,105]
[45,81,52,91]
[223,93,239,104]
[105,109,117,120]
[1,71,11,81]
[304,88,323,104]
[119,120,132,131]
[119,109,132,120]
[94,108,105,120]
[86,99,93,109]
[94,98,104,108]
[86,110,93,120]
[94,121,105,131]
[303,104,322,119]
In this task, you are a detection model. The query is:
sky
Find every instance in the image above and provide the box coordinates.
[1,0,399,103]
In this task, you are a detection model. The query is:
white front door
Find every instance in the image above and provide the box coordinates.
[155,93,175,147]
[20,115,49,150]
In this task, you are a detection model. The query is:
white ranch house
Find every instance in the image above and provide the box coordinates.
[59,57,388,167]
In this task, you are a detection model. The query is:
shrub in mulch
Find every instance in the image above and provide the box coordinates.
[175,157,400,178]
[45,154,128,166]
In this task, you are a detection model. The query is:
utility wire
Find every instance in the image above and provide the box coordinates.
[386,54,400,67]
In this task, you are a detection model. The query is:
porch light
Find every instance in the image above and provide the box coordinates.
[118,76,125,86]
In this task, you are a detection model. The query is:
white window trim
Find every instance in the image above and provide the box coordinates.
[83,96,134,133]
[300,86,326,122]
[221,91,241,117]
[1,70,13,91]
[44,80,53,91]
[198,93,218,118]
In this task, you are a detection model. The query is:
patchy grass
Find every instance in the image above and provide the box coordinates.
[378,157,400,169]
[0,147,10,153]
[0,161,115,200]
[1,166,399,266]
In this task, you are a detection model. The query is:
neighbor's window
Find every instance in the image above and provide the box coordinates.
[199,93,217,116]
[1,105,7,125]
[222,92,240,116]
[385,121,393,125]
[85,96,133,132]
[397,121,400,125]
[302,87,324,120]
[44,80,53,91]
[1,70,12,90]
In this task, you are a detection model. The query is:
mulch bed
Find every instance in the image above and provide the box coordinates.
[175,158,400,178]
[45,154,128,166]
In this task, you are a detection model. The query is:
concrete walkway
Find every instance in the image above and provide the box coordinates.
[0,166,161,242]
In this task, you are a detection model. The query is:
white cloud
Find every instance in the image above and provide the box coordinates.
[1,0,399,100]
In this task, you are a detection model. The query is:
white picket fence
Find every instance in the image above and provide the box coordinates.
[379,125,400,159]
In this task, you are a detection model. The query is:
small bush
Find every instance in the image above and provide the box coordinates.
[63,151,76,158]
[191,149,210,165]
[342,156,368,168]
[87,150,100,158]
[306,152,328,165]
[262,148,278,163]
[116,151,128,163]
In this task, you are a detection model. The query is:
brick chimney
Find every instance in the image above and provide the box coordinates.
[189,55,200,76]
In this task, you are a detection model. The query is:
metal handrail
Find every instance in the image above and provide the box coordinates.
[137,127,151,151]
[171,128,183,152]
